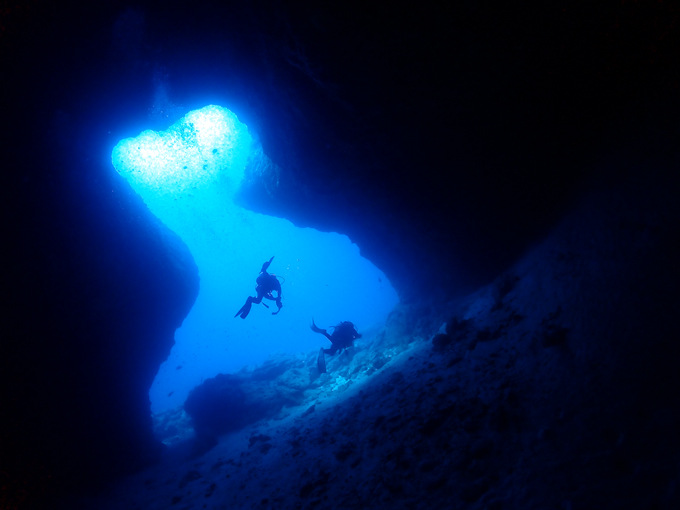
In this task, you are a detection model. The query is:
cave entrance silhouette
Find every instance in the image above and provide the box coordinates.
[112,105,398,413]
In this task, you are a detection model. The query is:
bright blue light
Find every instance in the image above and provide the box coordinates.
[113,105,247,195]
[113,105,398,414]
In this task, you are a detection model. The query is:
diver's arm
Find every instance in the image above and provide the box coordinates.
[273,279,282,305]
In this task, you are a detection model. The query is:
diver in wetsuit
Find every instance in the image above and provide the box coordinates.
[311,319,362,373]
[234,256,283,319]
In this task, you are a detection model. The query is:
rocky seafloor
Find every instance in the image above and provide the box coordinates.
[67,181,679,510]
[152,321,414,451]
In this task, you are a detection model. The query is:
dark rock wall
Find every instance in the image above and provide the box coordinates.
[2,123,199,506]
[2,0,679,507]
[80,170,679,509]
[168,0,680,298]
[172,168,680,510]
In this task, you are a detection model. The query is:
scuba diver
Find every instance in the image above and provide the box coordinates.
[234,256,283,319]
[310,319,362,373]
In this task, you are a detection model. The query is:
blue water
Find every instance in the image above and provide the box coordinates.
[112,106,398,413]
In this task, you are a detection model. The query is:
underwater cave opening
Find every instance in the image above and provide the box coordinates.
[112,105,399,414]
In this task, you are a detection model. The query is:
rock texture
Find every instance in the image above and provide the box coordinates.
[182,324,424,448]
[2,1,679,508]
[69,176,680,510]
[1,146,200,506]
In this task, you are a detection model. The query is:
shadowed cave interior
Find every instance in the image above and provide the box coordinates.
[2,2,680,510]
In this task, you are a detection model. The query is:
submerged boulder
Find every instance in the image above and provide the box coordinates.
[184,357,310,442]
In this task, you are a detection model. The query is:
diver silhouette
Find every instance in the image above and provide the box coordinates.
[310,319,362,373]
[234,256,283,319]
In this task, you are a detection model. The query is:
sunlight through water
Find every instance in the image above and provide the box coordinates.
[112,105,398,413]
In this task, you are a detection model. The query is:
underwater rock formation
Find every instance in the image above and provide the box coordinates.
[67,175,680,510]
[2,1,680,508]
[184,365,306,441]
[171,172,678,507]
[182,329,423,451]
[0,153,199,504]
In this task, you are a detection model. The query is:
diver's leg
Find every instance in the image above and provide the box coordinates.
[323,345,339,356]
[234,296,255,319]
[310,319,332,341]
[317,348,327,374]
[238,288,267,318]
[260,256,274,273]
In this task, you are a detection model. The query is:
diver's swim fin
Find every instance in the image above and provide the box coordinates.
[317,347,327,374]
[234,299,252,319]
[261,255,275,273]
[310,319,323,334]
[310,318,331,340]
